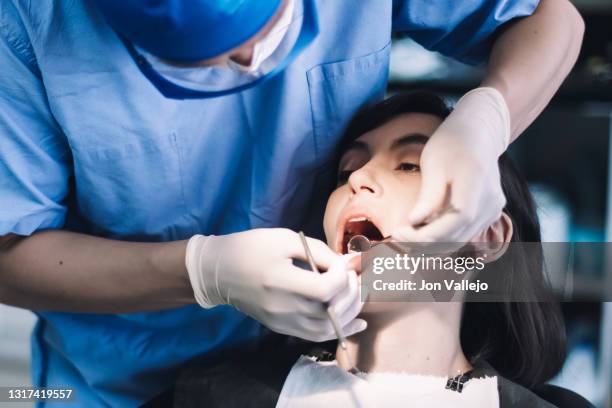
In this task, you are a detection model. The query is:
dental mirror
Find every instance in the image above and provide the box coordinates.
[347,234,404,254]
[347,234,372,253]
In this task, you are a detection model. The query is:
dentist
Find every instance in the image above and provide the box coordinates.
[0,0,583,406]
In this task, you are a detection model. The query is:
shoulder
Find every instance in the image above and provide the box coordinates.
[472,361,557,408]
[1,0,110,57]
[1,0,61,38]
[496,376,558,408]
[0,0,36,71]
[498,379,595,408]
[391,0,539,64]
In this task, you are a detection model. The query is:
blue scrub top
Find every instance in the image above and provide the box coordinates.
[0,0,538,406]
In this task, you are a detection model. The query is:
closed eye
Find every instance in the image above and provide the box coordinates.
[396,162,420,172]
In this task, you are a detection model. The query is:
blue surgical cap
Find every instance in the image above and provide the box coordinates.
[93,0,282,62]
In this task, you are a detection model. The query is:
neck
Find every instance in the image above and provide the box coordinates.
[336,302,472,377]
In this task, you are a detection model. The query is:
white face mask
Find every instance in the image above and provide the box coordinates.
[228,0,295,74]
[136,0,298,91]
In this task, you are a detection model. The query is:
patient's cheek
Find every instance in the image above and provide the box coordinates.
[323,189,344,244]
[391,181,421,224]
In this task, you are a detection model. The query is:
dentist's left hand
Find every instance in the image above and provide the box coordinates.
[393,87,510,246]
[185,228,366,342]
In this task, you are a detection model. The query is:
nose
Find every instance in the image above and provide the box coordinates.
[348,165,382,197]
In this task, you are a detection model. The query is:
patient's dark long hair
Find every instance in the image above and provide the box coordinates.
[335,91,566,389]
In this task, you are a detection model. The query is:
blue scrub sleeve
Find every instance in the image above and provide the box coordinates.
[392,0,540,65]
[0,3,71,236]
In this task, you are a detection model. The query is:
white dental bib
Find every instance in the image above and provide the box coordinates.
[276,355,499,408]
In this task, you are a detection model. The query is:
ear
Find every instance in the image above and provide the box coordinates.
[469,212,513,263]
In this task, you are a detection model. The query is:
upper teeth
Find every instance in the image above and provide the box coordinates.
[345,217,369,235]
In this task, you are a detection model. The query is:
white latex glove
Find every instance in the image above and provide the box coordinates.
[185,228,366,342]
[393,87,510,245]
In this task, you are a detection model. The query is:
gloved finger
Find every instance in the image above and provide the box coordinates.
[409,172,484,243]
[393,219,467,244]
[307,254,356,302]
[269,319,326,341]
[391,223,420,242]
[335,281,365,328]
[285,232,340,271]
[281,296,328,319]
[449,170,481,216]
[408,164,448,226]
[449,176,504,240]
[405,211,472,245]
[271,263,349,304]
[304,236,343,271]
[294,315,338,342]
[452,174,504,226]
[329,269,359,318]
[341,318,368,338]
[233,294,321,324]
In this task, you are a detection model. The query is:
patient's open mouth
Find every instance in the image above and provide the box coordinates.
[341,217,384,254]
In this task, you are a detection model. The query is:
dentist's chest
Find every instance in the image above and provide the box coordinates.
[39,0,394,235]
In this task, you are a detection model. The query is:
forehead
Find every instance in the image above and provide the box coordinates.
[355,112,442,149]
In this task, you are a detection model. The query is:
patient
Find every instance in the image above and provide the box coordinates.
[276,92,566,407]
[158,92,568,408]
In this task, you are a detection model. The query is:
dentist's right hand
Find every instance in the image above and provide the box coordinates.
[185,228,366,342]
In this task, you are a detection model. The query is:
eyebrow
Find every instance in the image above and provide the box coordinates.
[343,140,370,155]
[389,133,429,150]
[341,133,430,158]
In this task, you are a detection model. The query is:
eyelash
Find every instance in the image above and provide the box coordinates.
[336,163,420,184]
[396,163,420,172]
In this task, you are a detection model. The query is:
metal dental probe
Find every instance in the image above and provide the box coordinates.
[298,231,359,374]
